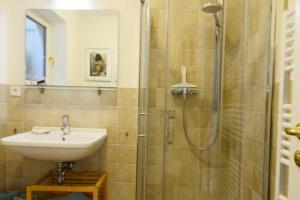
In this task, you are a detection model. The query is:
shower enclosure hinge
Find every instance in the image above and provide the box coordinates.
[138,134,146,137]
[139,112,148,116]
[140,0,145,4]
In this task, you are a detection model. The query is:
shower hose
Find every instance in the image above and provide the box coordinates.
[182,94,219,151]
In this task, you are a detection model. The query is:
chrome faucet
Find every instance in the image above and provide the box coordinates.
[61,115,70,135]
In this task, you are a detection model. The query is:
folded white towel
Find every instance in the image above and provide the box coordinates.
[31,127,50,134]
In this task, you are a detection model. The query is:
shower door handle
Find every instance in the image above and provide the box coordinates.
[167,108,175,144]
[138,112,148,138]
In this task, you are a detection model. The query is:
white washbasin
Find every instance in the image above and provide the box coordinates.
[0,127,107,162]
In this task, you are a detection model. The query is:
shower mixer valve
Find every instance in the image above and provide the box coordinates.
[171,66,198,97]
[171,87,198,96]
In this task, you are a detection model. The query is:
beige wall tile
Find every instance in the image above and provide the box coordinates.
[151,9,166,29]
[151,28,167,49]
[100,90,118,106]
[0,142,7,162]
[167,165,200,186]
[106,128,118,144]
[117,145,137,164]
[145,184,162,200]
[151,0,167,9]
[117,127,137,145]
[118,107,138,127]
[60,90,82,105]
[117,88,138,106]
[0,104,8,123]
[103,163,118,182]
[42,104,68,127]
[6,150,23,161]
[0,181,6,192]
[24,104,43,131]
[68,105,102,128]
[146,165,163,185]
[108,182,136,200]
[179,10,199,30]
[172,186,198,200]
[117,164,136,183]
[169,0,181,9]
[99,107,118,128]
[6,178,23,191]
[76,152,99,166]
[79,90,101,105]
[42,89,63,105]
[22,159,56,179]
[7,160,22,178]
[7,122,24,136]
[146,145,164,165]
[0,161,6,180]
[24,88,42,104]
[198,12,214,31]
[7,104,24,122]
[105,144,118,163]
[247,8,259,38]
[167,147,199,167]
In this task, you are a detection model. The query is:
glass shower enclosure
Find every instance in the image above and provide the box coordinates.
[137,0,272,199]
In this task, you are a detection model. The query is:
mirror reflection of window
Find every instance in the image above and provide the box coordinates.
[25,16,46,84]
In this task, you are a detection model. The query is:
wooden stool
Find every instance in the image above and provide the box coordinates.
[26,171,107,200]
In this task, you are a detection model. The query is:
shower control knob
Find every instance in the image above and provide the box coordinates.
[171,88,183,95]
[171,87,198,96]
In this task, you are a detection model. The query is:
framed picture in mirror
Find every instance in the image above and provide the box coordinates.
[85,48,112,82]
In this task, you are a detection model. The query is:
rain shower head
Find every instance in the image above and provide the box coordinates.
[202,2,223,13]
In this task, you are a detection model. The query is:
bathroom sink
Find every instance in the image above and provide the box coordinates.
[0,127,107,162]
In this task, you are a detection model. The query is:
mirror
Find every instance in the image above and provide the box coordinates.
[25,9,119,88]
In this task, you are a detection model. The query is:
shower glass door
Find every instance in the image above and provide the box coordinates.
[137,0,272,200]
[163,0,223,199]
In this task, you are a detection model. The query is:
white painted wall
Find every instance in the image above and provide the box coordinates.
[50,19,67,86]
[55,11,119,87]
[0,0,140,88]
[0,1,9,84]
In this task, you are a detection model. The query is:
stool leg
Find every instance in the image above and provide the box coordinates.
[26,187,32,200]
[93,190,99,200]
[103,181,107,200]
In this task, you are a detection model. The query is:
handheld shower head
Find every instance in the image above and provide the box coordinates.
[202,2,223,29]
[202,2,223,13]
[214,14,222,29]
